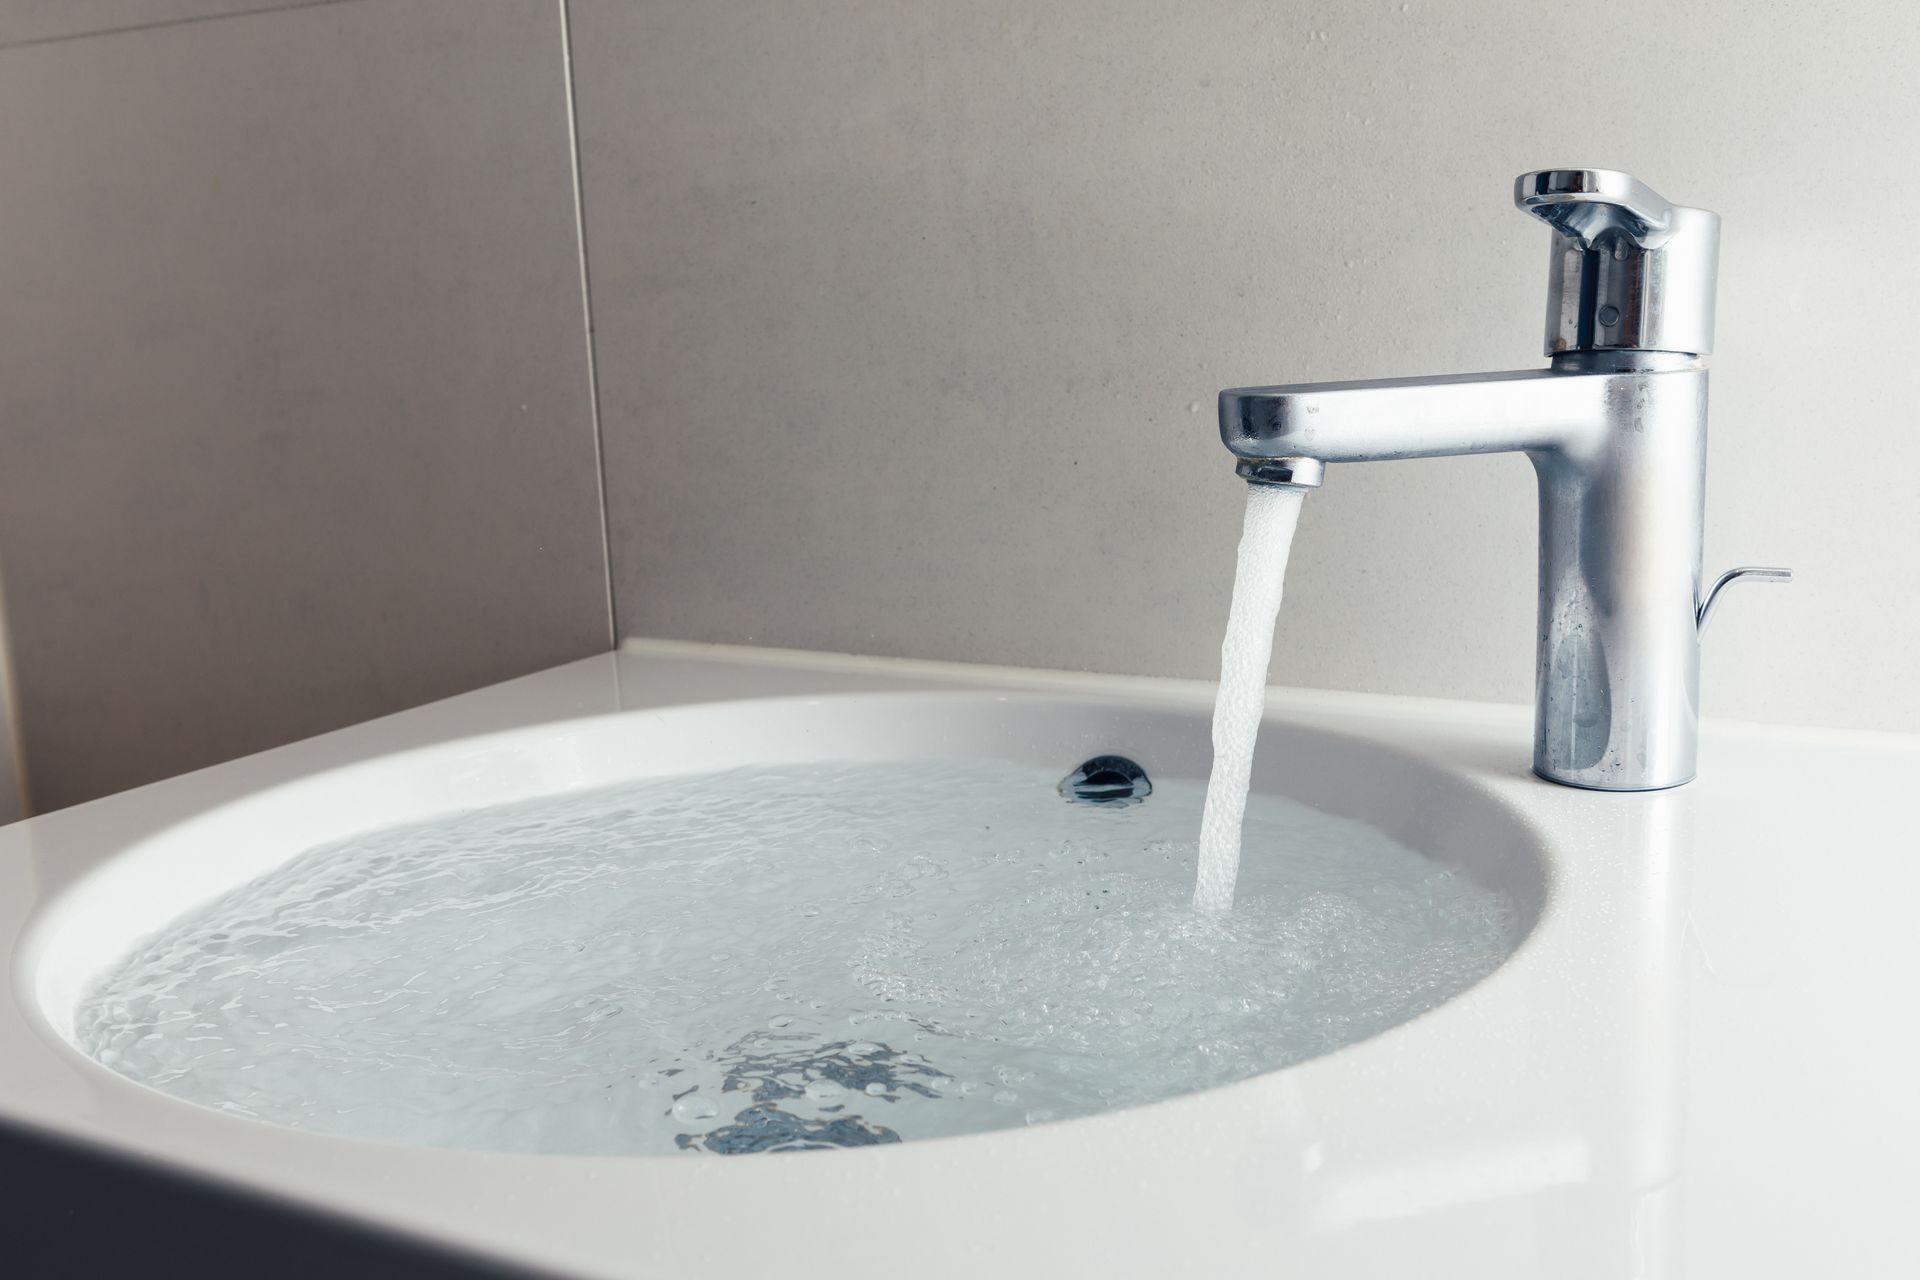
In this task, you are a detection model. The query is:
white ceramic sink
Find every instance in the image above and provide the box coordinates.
[2,639,1917,1278]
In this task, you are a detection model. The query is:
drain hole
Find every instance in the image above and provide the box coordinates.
[1059,756,1152,806]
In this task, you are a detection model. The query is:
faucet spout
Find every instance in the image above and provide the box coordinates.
[1216,355,1712,791]
[1218,364,1692,466]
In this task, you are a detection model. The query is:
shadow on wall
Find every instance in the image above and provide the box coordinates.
[0,562,26,823]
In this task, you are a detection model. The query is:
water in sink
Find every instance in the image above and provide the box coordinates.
[74,760,1516,1156]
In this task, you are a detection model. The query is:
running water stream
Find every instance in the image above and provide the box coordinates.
[1194,483,1308,913]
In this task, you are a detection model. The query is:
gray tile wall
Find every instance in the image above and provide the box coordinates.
[5,0,1913,815]
[0,566,23,824]
[569,0,1920,736]
[0,0,612,811]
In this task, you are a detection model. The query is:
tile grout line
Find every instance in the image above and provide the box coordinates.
[0,561,29,819]
[558,0,619,649]
[0,0,368,53]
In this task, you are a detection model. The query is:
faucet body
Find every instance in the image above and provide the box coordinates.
[1220,171,1786,791]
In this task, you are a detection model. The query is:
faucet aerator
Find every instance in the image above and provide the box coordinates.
[1235,457,1326,489]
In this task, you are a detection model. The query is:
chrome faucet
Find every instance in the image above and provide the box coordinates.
[1220,169,1789,791]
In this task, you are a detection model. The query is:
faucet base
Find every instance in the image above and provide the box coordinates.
[1533,765,1695,793]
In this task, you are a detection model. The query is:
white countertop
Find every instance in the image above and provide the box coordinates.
[2,640,1916,1278]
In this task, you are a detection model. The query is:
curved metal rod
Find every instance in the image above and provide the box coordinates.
[1697,566,1794,634]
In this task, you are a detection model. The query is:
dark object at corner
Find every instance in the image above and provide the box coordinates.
[0,1116,555,1279]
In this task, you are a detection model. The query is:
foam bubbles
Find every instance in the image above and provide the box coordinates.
[672,1094,719,1123]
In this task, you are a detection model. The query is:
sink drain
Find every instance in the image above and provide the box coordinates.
[1058,756,1152,806]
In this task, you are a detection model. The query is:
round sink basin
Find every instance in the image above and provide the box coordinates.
[26,692,1548,1156]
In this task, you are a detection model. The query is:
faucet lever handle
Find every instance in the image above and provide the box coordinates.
[1514,167,1720,357]
[1515,169,1678,249]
